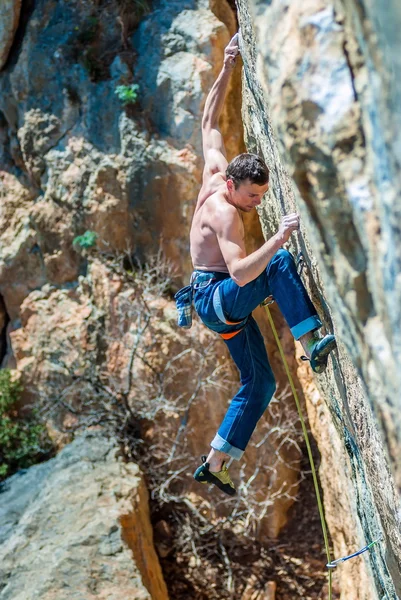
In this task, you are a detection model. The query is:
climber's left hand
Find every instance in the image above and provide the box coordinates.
[224,33,240,70]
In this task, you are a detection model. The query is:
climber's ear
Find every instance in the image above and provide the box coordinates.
[226,178,235,193]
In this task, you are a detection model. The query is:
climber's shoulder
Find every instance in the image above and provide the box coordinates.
[195,171,226,211]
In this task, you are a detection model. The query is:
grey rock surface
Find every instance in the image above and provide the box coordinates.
[0,432,168,600]
[237,0,401,598]
[0,0,21,70]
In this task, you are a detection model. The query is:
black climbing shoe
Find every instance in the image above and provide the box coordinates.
[193,456,236,496]
[304,334,336,374]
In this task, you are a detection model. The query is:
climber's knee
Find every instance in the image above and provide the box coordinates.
[272,248,293,266]
[267,248,295,278]
[275,248,292,260]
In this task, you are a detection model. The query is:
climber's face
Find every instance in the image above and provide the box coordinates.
[227,178,269,212]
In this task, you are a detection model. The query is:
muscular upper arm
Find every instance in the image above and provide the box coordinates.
[213,205,246,285]
[202,125,228,181]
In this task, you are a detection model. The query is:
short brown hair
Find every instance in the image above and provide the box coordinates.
[226,153,269,189]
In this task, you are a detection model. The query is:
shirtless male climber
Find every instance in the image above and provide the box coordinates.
[191,34,336,495]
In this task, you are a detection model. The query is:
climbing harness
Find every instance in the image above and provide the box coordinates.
[262,299,383,597]
[212,285,248,340]
[176,271,248,339]
[326,536,383,569]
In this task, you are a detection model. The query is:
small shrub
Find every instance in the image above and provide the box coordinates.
[0,370,52,481]
[73,230,98,249]
[115,84,140,106]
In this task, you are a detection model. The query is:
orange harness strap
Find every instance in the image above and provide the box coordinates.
[219,318,246,340]
[213,286,247,341]
[220,329,243,340]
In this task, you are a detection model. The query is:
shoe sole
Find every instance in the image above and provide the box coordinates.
[311,337,337,373]
[193,466,236,496]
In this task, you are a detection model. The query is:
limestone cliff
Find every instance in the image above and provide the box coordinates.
[0,0,234,322]
[237,0,401,598]
[0,0,21,70]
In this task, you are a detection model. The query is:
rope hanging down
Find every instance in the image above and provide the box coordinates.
[262,300,333,599]
[263,300,383,597]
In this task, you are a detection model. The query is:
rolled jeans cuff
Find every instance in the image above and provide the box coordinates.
[211,433,244,460]
[291,315,322,340]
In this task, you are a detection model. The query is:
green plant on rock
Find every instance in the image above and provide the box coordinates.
[115,83,140,106]
[73,230,98,250]
[0,370,52,481]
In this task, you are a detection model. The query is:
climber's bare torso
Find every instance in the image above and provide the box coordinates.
[190,171,245,273]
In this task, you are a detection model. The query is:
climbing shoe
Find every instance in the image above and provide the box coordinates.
[193,456,236,496]
[301,334,337,374]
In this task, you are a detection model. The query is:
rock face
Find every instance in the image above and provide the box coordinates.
[0,432,168,600]
[237,0,401,598]
[0,0,21,70]
[0,0,231,322]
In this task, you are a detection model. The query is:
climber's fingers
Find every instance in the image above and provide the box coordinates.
[224,33,240,69]
[226,32,239,52]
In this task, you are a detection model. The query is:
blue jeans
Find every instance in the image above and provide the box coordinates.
[193,249,321,460]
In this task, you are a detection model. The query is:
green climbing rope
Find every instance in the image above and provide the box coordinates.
[263,301,333,600]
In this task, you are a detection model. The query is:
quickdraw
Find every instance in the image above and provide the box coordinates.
[326,536,383,569]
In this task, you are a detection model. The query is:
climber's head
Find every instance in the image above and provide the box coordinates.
[226,153,269,212]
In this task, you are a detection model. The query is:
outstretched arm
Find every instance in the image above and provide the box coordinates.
[201,34,239,177]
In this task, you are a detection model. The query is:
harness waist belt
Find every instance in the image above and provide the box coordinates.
[212,286,247,340]
[191,270,229,286]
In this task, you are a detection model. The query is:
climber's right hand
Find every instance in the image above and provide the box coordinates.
[277,213,300,244]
